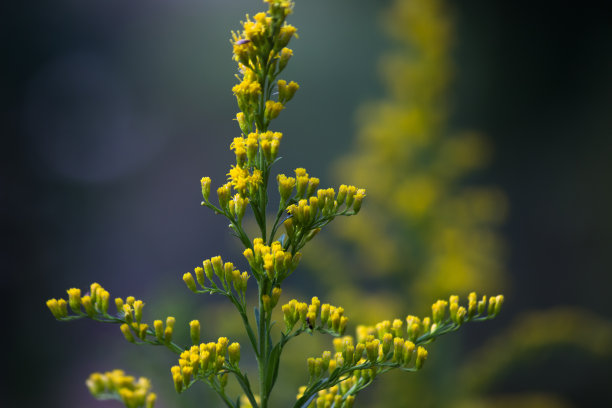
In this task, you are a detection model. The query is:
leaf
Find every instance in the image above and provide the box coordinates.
[293,379,327,408]
[296,393,317,408]
[254,307,261,333]
[265,343,282,395]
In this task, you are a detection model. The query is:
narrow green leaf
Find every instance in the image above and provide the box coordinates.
[254,307,261,333]
[265,343,282,395]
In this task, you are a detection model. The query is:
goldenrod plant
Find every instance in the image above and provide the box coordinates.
[306,0,507,312]
[299,0,611,407]
[46,1,503,407]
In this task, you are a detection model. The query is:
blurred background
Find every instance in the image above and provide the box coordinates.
[3,0,612,407]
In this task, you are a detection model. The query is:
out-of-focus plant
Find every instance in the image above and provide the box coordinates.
[304,0,611,407]
[306,0,507,314]
[45,1,504,407]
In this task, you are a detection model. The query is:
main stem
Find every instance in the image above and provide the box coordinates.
[258,285,269,408]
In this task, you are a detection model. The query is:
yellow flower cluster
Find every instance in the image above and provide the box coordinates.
[277,79,299,104]
[231,131,283,166]
[232,70,261,114]
[86,370,156,408]
[183,255,250,298]
[331,333,426,370]
[281,297,348,335]
[171,337,240,393]
[152,316,176,345]
[283,180,366,225]
[47,282,110,319]
[231,9,296,71]
[243,238,301,282]
[47,283,178,347]
[117,295,151,342]
[296,293,504,402]
[227,166,263,197]
[356,293,504,345]
[277,168,319,203]
[297,385,355,408]
[231,0,298,130]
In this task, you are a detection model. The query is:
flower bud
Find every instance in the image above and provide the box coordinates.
[67,288,82,313]
[201,177,211,201]
[393,337,404,363]
[468,292,478,318]
[278,47,293,71]
[217,183,232,210]
[210,256,224,279]
[146,393,156,408]
[221,262,233,285]
[277,25,297,49]
[82,295,95,316]
[154,320,164,341]
[422,317,432,333]
[285,81,299,103]
[236,111,250,134]
[278,174,296,203]
[342,345,354,366]
[200,350,210,372]
[228,342,241,366]
[115,297,124,314]
[264,100,284,121]
[494,294,504,316]
[46,298,66,319]
[271,287,282,307]
[172,373,183,393]
[97,290,109,314]
[307,357,316,378]
[352,189,366,213]
[314,358,323,377]
[339,316,348,335]
[282,303,295,330]
[246,134,258,164]
[190,320,200,345]
[365,340,379,362]
[415,346,428,369]
[262,294,272,312]
[382,333,393,356]
[215,355,225,372]
[277,79,288,102]
[133,300,144,323]
[487,296,497,316]
[345,186,357,207]
[432,300,448,324]
[219,372,228,388]
[183,273,197,292]
[57,299,68,317]
[138,323,148,340]
[320,304,331,326]
[402,340,415,365]
[297,302,308,324]
[181,366,193,385]
[477,295,487,314]
[120,324,135,343]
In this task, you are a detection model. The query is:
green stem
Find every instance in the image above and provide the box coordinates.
[267,206,287,245]
[227,293,259,357]
[228,367,259,408]
[208,378,236,408]
[257,287,269,408]
[203,201,252,249]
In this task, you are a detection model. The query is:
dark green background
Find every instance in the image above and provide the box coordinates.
[2,0,611,407]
